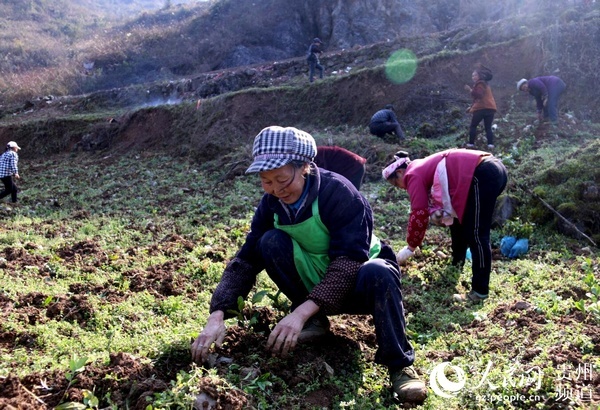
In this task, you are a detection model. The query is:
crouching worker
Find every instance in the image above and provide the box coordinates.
[191,126,427,403]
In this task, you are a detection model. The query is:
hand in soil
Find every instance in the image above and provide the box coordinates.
[191,311,226,364]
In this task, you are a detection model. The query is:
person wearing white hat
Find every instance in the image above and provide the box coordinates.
[517,76,566,123]
[0,141,21,204]
[191,126,427,403]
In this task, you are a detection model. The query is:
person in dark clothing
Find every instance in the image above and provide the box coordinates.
[0,141,21,204]
[465,64,497,148]
[307,38,324,83]
[314,145,367,190]
[517,76,566,124]
[369,105,406,141]
[191,126,427,403]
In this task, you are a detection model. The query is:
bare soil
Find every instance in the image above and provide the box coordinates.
[1,231,598,408]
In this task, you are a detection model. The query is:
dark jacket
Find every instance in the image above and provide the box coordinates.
[527,76,565,112]
[369,109,398,125]
[307,43,322,62]
[210,164,396,315]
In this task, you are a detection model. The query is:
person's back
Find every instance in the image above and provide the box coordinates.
[314,146,367,190]
[370,108,394,124]
[369,105,406,141]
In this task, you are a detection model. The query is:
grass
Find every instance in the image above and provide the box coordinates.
[0,126,599,409]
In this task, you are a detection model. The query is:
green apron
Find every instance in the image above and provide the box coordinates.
[274,198,382,291]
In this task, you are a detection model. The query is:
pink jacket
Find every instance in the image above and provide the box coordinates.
[402,149,490,248]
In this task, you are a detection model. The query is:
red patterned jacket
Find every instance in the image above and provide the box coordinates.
[402,149,490,249]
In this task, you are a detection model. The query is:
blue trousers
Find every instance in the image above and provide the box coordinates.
[544,79,566,123]
[308,60,323,82]
[257,229,415,369]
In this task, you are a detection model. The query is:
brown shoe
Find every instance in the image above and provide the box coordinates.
[297,315,330,344]
[390,366,427,403]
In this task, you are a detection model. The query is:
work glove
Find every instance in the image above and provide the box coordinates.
[508,238,529,258]
[396,246,414,265]
[500,236,517,257]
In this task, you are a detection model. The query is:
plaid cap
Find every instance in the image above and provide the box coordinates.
[246,126,317,174]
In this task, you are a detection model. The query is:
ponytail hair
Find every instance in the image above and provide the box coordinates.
[394,151,411,167]
[475,63,493,81]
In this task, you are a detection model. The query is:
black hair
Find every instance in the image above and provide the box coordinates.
[394,151,410,168]
[475,63,493,81]
[384,104,394,110]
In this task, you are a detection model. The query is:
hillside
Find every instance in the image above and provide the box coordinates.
[0,2,599,241]
[2,0,595,102]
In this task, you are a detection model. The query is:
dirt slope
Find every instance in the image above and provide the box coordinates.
[1,12,599,165]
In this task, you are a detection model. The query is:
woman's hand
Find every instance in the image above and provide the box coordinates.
[191,310,226,364]
[265,311,304,357]
[464,84,472,92]
[266,300,318,357]
[396,246,415,265]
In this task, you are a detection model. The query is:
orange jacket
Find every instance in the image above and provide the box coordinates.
[469,80,497,112]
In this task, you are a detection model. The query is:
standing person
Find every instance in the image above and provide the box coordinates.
[0,141,21,204]
[314,145,367,190]
[464,64,497,149]
[382,149,508,303]
[517,76,566,124]
[307,38,324,83]
[191,126,427,403]
[369,105,406,142]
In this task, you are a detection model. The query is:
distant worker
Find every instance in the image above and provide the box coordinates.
[0,141,21,204]
[369,105,406,142]
[314,146,367,190]
[464,64,497,149]
[307,38,324,83]
[517,76,566,124]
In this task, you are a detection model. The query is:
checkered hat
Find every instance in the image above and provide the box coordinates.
[246,126,317,174]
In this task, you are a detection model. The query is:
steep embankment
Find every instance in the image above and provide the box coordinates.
[2,15,599,164]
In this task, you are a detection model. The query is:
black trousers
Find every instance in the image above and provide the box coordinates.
[257,228,415,369]
[469,109,496,145]
[450,157,508,295]
[369,121,405,140]
[0,176,18,203]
